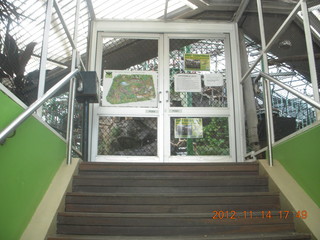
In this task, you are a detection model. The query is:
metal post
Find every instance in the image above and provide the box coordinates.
[257,0,274,166]
[301,0,320,120]
[239,29,260,151]
[164,0,169,21]
[66,77,76,164]
[37,0,54,116]
[84,0,96,21]
[53,0,86,70]
[66,0,81,165]
[82,99,90,162]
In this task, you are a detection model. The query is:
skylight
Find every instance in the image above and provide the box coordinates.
[92,0,196,20]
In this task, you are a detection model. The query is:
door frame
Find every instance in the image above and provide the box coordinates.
[92,32,164,162]
[163,33,236,162]
[88,20,245,162]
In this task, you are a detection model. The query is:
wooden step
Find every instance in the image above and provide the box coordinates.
[78,162,260,177]
[57,212,295,236]
[48,232,312,240]
[72,175,268,193]
[49,162,311,239]
[65,192,280,213]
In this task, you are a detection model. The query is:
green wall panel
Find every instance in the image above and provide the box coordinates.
[0,92,66,240]
[273,124,320,208]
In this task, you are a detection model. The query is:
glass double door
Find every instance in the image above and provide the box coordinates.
[92,33,236,162]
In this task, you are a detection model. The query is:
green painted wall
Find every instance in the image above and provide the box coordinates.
[0,91,66,240]
[273,124,320,208]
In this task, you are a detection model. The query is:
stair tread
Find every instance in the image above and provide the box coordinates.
[74,175,266,179]
[65,191,280,213]
[80,162,259,166]
[72,176,268,187]
[79,162,259,172]
[59,210,287,218]
[66,191,279,197]
[59,212,217,217]
[48,232,311,240]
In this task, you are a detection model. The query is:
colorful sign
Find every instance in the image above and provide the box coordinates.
[102,70,157,107]
[175,118,203,138]
[184,53,210,71]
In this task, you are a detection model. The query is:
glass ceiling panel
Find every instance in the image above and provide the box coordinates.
[2,0,197,75]
[1,0,90,74]
[93,0,186,20]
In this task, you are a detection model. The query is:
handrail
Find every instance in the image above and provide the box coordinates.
[241,0,320,167]
[253,71,320,166]
[0,69,80,163]
[257,72,320,110]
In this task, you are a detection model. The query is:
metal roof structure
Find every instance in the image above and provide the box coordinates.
[1,0,320,106]
[1,0,320,154]
[1,0,319,73]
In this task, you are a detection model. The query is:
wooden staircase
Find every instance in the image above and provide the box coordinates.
[47,162,311,240]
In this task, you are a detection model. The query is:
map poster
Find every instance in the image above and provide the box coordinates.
[102,70,158,107]
[184,53,210,71]
[175,118,203,138]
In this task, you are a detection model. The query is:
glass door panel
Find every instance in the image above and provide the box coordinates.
[170,117,229,156]
[98,116,157,156]
[169,38,228,108]
[93,33,235,162]
[94,34,162,162]
[165,35,235,161]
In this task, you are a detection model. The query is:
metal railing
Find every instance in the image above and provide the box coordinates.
[0,69,81,164]
[241,0,320,166]
[251,72,320,166]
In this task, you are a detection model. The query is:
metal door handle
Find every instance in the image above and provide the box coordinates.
[159,91,162,103]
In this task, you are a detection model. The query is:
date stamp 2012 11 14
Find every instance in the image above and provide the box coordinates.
[212,210,308,220]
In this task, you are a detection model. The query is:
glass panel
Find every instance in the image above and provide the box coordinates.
[93,0,186,20]
[98,37,159,158]
[98,117,157,156]
[100,37,159,107]
[170,117,229,156]
[101,37,158,71]
[169,38,228,107]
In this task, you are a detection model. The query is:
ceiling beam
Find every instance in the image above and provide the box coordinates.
[164,0,169,21]
[294,12,320,48]
[173,0,301,21]
[85,0,96,21]
[232,0,250,23]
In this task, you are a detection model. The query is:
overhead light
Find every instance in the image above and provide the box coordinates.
[278,40,292,49]
[179,0,198,10]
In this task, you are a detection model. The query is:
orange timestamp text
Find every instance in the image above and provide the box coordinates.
[212,210,308,220]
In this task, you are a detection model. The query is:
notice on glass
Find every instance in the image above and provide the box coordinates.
[174,74,201,93]
[204,73,224,87]
[184,53,210,71]
[175,118,203,138]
